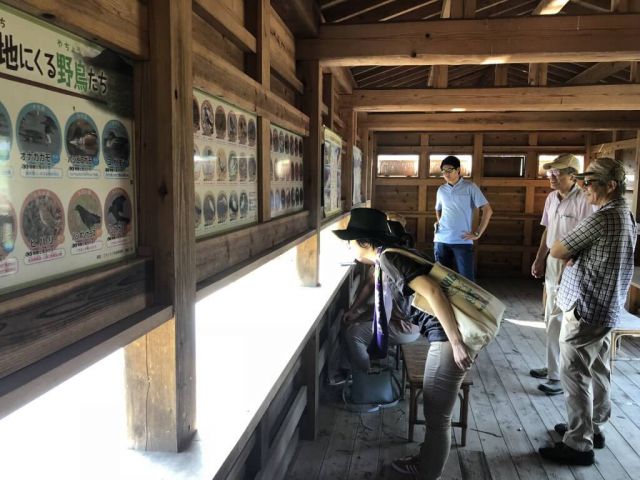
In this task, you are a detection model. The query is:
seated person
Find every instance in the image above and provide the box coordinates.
[330,214,421,381]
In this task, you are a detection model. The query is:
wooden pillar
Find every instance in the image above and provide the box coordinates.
[258,117,271,222]
[632,131,640,220]
[342,108,357,211]
[471,133,483,183]
[418,133,430,246]
[300,327,319,440]
[631,62,640,83]
[522,133,539,275]
[494,65,508,86]
[368,131,377,206]
[528,63,548,86]
[126,0,196,452]
[297,60,322,286]
[323,73,335,130]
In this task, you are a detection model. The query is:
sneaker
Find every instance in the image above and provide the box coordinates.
[554,423,605,449]
[539,442,594,465]
[538,380,563,395]
[530,367,548,379]
[327,370,351,386]
[391,454,420,476]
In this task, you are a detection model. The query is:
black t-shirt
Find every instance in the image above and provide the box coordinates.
[378,249,448,342]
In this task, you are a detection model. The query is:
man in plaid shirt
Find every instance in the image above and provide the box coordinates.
[539,157,636,466]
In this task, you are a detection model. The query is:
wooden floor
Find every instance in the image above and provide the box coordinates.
[286,278,640,480]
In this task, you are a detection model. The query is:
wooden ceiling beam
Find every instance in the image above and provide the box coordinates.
[532,0,570,15]
[271,0,321,36]
[297,14,640,66]
[566,61,631,84]
[360,111,640,131]
[343,84,640,112]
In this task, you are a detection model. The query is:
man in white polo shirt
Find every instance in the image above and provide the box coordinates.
[434,155,492,281]
[530,154,593,395]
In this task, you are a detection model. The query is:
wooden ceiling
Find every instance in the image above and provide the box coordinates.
[316,0,637,89]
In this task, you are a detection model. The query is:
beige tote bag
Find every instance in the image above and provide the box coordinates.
[382,248,505,355]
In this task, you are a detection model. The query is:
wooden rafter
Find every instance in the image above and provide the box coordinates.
[360,111,640,131]
[344,0,440,23]
[343,84,640,112]
[566,62,631,84]
[532,0,570,15]
[297,14,640,66]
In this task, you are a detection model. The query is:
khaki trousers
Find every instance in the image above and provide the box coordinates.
[559,309,612,452]
[544,256,564,380]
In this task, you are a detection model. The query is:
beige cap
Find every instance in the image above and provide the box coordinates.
[575,157,627,183]
[542,154,581,171]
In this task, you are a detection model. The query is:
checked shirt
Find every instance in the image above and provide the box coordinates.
[556,198,637,327]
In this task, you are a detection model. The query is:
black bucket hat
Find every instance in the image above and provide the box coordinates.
[333,208,397,242]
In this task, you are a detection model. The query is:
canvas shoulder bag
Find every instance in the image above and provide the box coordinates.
[381,248,505,355]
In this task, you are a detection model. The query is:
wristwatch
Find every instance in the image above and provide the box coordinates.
[474,231,480,237]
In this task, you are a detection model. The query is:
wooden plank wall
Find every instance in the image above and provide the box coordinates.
[371,130,640,277]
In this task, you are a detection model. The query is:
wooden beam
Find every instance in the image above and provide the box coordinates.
[343,84,640,112]
[631,62,640,83]
[360,111,640,131]
[297,14,640,66]
[591,137,639,156]
[271,0,321,36]
[192,45,309,135]
[532,0,570,15]
[3,0,148,59]
[428,66,448,88]
[127,0,195,452]
[566,61,631,85]
[528,63,548,86]
[494,64,508,86]
[193,0,256,53]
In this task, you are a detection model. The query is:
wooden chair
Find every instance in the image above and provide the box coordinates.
[401,338,473,446]
[611,310,640,365]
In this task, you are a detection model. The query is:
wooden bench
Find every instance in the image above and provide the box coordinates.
[401,338,473,446]
[611,309,640,362]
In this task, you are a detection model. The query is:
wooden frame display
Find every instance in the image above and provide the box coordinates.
[322,127,342,218]
[270,124,304,218]
[0,4,135,295]
[193,90,258,237]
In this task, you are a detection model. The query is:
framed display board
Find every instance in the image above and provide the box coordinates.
[270,124,304,218]
[322,127,342,218]
[193,90,258,237]
[352,145,363,206]
[0,4,135,295]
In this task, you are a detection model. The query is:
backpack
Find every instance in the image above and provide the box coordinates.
[342,366,401,413]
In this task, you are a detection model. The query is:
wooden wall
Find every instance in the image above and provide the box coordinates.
[372,130,640,277]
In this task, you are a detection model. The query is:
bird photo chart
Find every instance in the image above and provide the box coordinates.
[0,4,135,294]
[270,124,304,218]
[322,127,343,218]
[192,89,258,238]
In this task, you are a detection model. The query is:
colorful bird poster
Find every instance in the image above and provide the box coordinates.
[0,4,135,294]
[193,89,258,238]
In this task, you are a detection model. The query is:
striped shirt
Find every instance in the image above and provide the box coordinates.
[556,198,637,327]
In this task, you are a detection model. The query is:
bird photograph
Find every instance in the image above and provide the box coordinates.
[18,108,61,155]
[217,193,228,223]
[227,111,237,143]
[74,204,102,232]
[106,193,131,237]
[239,192,248,218]
[195,194,202,228]
[238,115,247,145]
[201,100,214,136]
[229,192,238,221]
[192,97,200,133]
[203,193,215,226]
[0,209,16,256]
[247,119,256,147]
[103,128,130,167]
[21,191,64,250]
[215,106,226,139]
[67,118,99,157]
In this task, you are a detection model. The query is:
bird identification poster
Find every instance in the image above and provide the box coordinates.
[352,145,363,206]
[0,4,135,295]
[270,124,304,218]
[193,89,258,238]
[323,127,342,217]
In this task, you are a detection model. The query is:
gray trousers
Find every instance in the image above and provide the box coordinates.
[544,256,564,380]
[344,320,420,371]
[419,341,472,480]
[559,309,612,452]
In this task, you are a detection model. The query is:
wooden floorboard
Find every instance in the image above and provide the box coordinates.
[286,278,640,480]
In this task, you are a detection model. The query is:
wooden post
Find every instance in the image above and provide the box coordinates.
[418,133,430,246]
[126,0,196,452]
[323,73,336,130]
[494,64,508,86]
[632,131,640,221]
[258,117,272,222]
[528,63,548,86]
[297,60,322,286]
[342,108,357,211]
[301,327,319,440]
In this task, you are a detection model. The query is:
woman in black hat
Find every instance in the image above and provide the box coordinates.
[334,207,473,479]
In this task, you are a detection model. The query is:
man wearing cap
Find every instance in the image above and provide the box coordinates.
[539,157,636,465]
[434,155,492,281]
[530,154,593,396]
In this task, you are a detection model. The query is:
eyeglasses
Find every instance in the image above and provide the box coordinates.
[441,167,457,174]
[582,178,602,187]
[546,169,568,177]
